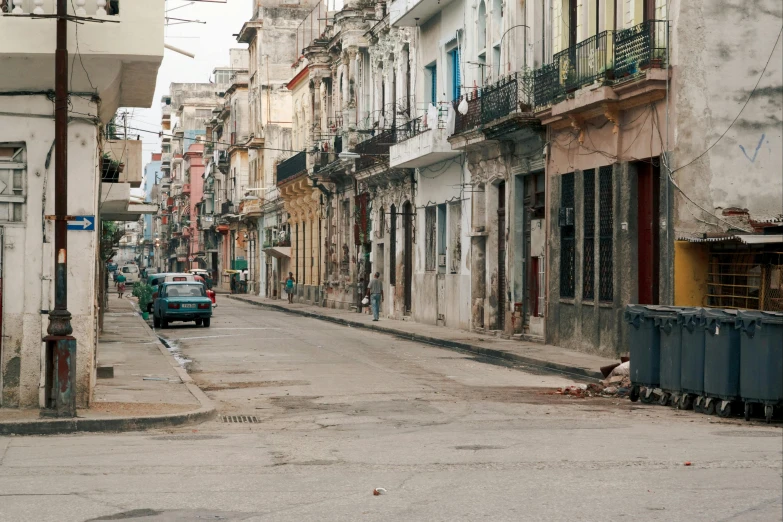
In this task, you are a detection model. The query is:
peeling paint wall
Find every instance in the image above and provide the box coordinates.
[671,0,783,234]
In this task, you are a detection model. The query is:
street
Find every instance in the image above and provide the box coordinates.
[0,298,781,521]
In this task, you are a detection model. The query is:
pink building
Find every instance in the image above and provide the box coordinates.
[184,142,205,269]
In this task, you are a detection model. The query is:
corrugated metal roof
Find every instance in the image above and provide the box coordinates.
[678,234,783,245]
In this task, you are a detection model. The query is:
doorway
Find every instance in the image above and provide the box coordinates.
[637,162,660,305]
[403,201,413,314]
[497,181,506,330]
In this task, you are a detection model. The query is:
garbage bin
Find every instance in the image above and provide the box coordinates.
[656,310,685,407]
[625,305,681,403]
[679,308,705,411]
[737,310,783,423]
[702,309,740,417]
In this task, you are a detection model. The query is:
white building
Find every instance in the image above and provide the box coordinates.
[0,1,163,408]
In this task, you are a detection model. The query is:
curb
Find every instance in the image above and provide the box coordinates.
[0,305,216,437]
[227,295,603,381]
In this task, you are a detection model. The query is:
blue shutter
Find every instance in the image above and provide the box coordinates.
[430,65,437,104]
[451,49,461,100]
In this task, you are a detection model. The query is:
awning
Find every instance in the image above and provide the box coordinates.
[678,234,783,245]
[262,246,291,259]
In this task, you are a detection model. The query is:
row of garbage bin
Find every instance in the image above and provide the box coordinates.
[624,305,783,423]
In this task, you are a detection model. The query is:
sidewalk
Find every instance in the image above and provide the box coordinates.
[228,294,617,380]
[0,292,214,435]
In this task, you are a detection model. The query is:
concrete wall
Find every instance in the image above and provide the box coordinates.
[0,96,99,408]
[671,0,783,235]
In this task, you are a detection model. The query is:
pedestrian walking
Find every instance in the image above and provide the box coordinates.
[285,272,295,303]
[230,273,237,294]
[116,272,126,299]
[366,272,383,321]
[241,268,249,293]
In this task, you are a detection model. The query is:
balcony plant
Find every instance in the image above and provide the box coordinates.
[101,153,125,182]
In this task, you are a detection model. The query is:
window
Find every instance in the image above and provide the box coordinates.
[0,144,26,222]
[478,2,487,53]
[599,166,614,301]
[426,64,437,106]
[425,206,436,271]
[437,204,447,270]
[448,202,462,274]
[582,169,595,300]
[450,49,461,100]
[559,173,575,298]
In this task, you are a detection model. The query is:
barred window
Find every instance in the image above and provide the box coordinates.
[599,166,614,301]
[0,144,26,223]
[425,206,436,271]
[559,173,575,298]
[582,169,595,300]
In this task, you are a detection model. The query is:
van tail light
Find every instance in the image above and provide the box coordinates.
[198,303,211,309]
[168,303,181,309]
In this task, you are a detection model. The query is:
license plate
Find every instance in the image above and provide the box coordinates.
[182,304,196,309]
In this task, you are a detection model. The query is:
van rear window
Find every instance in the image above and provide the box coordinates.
[172,277,188,281]
[122,266,138,273]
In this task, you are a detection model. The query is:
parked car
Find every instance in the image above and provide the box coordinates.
[153,282,213,328]
[119,264,140,284]
[146,273,196,312]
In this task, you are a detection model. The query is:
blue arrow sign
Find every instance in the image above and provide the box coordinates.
[67,215,95,231]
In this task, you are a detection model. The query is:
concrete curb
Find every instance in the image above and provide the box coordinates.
[0,306,216,437]
[227,295,603,381]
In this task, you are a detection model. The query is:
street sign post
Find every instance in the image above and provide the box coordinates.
[67,216,95,231]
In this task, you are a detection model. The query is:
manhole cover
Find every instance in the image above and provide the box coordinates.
[221,415,260,423]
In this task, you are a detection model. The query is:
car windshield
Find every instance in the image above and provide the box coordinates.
[122,266,138,273]
[165,284,205,297]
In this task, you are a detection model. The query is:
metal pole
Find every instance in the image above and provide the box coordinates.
[46,0,77,417]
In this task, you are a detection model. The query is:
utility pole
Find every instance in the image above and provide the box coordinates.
[44,0,77,417]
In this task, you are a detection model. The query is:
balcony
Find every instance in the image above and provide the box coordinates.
[532,21,669,120]
[182,183,191,195]
[240,197,263,217]
[354,129,397,171]
[103,139,143,187]
[390,0,458,27]
[390,114,461,169]
[276,151,307,185]
[220,201,235,215]
[0,0,164,122]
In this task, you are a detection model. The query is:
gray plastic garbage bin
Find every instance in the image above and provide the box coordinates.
[679,308,705,411]
[702,309,740,417]
[737,310,783,423]
[656,311,684,407]
[625,305,682,403]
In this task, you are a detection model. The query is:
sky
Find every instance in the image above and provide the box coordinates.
[125,0,252,165]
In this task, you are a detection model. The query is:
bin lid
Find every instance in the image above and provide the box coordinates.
[624,304,647,325]
[736,309,783,326]
[677,307,704,329]
[642,305,685,317]
[703,308,738,324]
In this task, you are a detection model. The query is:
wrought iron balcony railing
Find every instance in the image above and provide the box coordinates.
[480,72,534,124]
[394,116,426,143]
[532,21,668,109]
[452,92,482,135]
[354,129,396,171]
[614,20,669,80]
[276,150,307,184]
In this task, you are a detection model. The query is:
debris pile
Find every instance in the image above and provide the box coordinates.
[555,361,632,399]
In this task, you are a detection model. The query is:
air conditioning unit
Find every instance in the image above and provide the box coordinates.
[558,208,574,227]
[438,254,447,267]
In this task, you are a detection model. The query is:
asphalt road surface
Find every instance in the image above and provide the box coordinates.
[1,298,781,521]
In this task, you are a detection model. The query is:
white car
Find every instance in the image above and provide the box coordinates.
[119,264,140,284]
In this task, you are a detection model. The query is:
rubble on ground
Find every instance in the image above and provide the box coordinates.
[554,360,632,398]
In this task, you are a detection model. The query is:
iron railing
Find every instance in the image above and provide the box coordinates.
[555,30,615,95]
[481,72,533,124]
[276,151,307,184]
[614,20,669,80]
[395,116,426,143]
[354,129,396,171]
[452,92,482,135]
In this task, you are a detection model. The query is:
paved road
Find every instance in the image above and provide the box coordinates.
[0,299,781,521]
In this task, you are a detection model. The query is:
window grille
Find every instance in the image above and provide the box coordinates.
[706,250,783,311]
[0,144,26,223]
[599,166,614,301]
[582,169,595,300]
[559,173,575,298]
[425,206,436,271]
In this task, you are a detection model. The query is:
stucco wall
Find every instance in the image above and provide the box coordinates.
[671,0,783,233]
[0,96,98,408]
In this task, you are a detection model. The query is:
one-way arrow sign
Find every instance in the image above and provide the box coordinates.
[67,216,95,231]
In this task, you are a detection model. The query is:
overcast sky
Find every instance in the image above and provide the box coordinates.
[127,0,252,165]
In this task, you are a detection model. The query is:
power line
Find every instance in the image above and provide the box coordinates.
[670,26,782,175]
